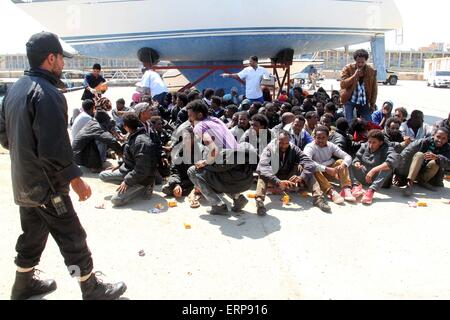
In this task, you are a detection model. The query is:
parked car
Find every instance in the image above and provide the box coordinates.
[382,69,399,86]
[427,71,450,88]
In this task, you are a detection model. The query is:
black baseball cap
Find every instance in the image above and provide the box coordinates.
[26,31,73,60]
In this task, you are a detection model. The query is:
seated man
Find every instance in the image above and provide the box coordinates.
[264,103,281,129]
[209,96,225,118]
[230,111,251,141]
[433,112,450,134]
[72,110,123,172]
[397,127,450,195]
[284,114,313,150]
[271,112,295,137]
[112,98,132,134]
[324,102,343,124]
[150,116,171,146]
[394,107,408,123]
[349,129,399,205]
[400,110,432,141]
[371,101,394,128]
[220,104,238,126]
[240,114,273,157]
[71,99,95,140]
[170,92,188,125]
[187,99,252,214]
[99,114,157,207]
[384,117,411,153]
[255,130,331,216]
[320,114,334,133]
[304,126,355,204]
[305,111,319,135]
[329,118,361,157]
[135,103,170,182]
[187,144,257,215]
[162,126,201,199]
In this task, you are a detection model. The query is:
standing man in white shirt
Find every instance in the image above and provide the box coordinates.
[221,56,273,103]
[138,48,169,107]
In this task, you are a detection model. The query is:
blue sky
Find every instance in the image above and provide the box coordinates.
[0,0,449,54]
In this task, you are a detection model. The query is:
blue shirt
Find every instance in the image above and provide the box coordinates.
[371,110,384,126]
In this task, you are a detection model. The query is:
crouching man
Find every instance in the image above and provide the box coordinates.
[255,130,331,216]
[162,126,201,198]
[187,144,258,215]
[398,127,450,196]
[349,129,399,205]
[99,113,157,206]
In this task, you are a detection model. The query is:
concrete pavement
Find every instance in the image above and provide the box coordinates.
[1,81,450,300]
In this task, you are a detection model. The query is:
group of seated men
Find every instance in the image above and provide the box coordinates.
[69,86,450,215]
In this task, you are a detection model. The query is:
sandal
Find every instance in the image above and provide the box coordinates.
[188,190,201,208]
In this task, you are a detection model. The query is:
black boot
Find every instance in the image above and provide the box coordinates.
[256,199,267,216]
[80,272,127,300]
[11,269,57,300]
[313,196,332,214]
[208,204,229,215]
[231,195,249,213]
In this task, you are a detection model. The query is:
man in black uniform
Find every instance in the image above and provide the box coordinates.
[0,32,126,300]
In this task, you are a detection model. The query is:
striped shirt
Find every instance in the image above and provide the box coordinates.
[303,142,353,172]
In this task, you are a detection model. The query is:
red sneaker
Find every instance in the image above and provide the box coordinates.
[361,189,374,205]
[340,187,357,202]
[351,185,365,198]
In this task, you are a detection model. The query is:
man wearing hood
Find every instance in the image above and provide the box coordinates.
[349,129,399,205]
[400,110,432,141]
[433,112,450,134]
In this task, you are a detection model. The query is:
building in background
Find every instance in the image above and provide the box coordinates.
[317,48,450,73]
[0,54,141,71]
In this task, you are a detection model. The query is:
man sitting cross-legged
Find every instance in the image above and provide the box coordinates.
[255,130,331,216]
[304,126,356,204]
[99,113,157,207]
[349,129,399,205]
[397,127,450,196]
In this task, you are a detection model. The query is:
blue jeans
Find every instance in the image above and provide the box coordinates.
[153,92,168,107]
[99,170,147,207]
[344,101,372,123]
[249,97,264,103]
[350,164,392,191]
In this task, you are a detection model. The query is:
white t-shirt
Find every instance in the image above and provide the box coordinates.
[238,66,271,99]
[141,70,168,97]
[71,111,93,140]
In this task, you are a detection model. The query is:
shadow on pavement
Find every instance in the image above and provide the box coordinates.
[199,212,281,240]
